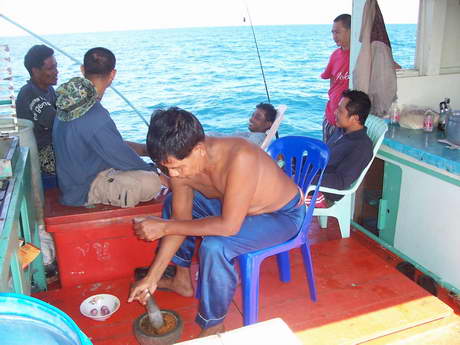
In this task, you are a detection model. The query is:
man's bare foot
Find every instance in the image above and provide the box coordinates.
[157,266,194,297]
[198,323,225,338]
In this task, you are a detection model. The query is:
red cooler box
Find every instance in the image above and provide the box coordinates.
[45,188,164,288]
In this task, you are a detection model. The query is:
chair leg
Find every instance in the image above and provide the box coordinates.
[338,216,351,238]
[300,244,317,302]
[350,192,356,218]
[319,216,328,228]
[276,252,291,282]
[238,256,261,325]
[337,197,352,238]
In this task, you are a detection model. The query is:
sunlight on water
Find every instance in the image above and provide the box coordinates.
[1,24,416,143]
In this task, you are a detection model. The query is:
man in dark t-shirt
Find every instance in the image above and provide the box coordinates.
[16,45,58,174]
[307,89,373,207]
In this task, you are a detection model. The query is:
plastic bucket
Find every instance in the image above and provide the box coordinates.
[0,293,92,345]
[0,117,45,226]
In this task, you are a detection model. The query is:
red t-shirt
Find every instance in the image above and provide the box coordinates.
[321,48,350,125]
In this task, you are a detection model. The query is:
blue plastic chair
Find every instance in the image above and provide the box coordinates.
[238,136,329,325]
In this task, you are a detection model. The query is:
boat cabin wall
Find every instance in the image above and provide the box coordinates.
[351,0,460,110]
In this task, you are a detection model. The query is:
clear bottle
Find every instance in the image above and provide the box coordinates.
[389,100,400,125]
[445,98,453,127]
[423,110,434,132]
[438,101,446,131]
[438,98,452,131]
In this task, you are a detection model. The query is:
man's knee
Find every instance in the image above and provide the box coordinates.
[200,237,227,260]
[88,169,161,208]
[126,170,162,201]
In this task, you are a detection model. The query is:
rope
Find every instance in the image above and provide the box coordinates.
[0,14,150,127]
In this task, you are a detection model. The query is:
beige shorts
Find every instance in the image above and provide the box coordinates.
[87,168,162,208]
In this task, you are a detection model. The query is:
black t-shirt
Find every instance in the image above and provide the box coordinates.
[16,80,57,150]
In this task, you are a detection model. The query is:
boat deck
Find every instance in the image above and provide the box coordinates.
[33,220,460,345]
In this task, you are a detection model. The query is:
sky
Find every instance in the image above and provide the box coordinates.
[1,0,419,37]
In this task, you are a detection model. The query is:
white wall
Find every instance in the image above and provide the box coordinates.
[351,0,460,111]
[397,73,460,110]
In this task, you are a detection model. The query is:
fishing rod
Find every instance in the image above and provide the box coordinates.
[244,3,271,104]
[0,13,149,127]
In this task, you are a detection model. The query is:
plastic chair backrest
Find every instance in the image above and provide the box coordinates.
[260,105,287,150]
[267,136,329,230]
[365,115,388,155]
[237,136,329,325]
[346,115,388,193]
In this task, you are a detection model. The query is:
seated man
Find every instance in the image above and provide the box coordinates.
[307,89,373,207]
[16,45,58,175]
[128,107,305,337]
[53,47,167,207]
[208,102,276,146]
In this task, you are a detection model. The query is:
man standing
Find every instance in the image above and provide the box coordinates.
[321,14,351,142]
[53,47,166,207]
[128,107,305,337]
[16,45,58,174]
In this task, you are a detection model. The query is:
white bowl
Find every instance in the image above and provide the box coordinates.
[80,294,120,321]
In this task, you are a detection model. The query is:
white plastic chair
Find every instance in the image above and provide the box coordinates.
[260,105,286,150]
[307,115,388,238]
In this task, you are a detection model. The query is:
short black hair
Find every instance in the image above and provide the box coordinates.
[334,14,351,30]
[147,107,205,166]
[24,45,54,77]
[342,89,371,125]
[83,47,116,76]
[256,102,277,123]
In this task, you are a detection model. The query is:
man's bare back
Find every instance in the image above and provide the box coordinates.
[181,136,298,216]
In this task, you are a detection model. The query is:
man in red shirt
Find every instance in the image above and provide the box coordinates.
[321,14,351,142]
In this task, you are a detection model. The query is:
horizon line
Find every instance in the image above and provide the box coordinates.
[0,22,417,38]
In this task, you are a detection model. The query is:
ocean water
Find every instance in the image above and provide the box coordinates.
[1,24,416,142]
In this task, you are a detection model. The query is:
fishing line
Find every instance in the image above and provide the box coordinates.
[0,13,150,127]
[244,3,270,104]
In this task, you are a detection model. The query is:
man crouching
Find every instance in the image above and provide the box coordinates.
[128,107,305,337]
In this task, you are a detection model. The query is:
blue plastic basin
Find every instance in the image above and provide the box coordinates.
[0,293,92,345]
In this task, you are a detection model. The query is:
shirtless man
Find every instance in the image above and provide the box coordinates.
[128,107,305,337]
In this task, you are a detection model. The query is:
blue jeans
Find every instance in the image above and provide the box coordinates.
[162,191,305,329]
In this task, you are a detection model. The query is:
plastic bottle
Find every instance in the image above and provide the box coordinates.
[439,98,452,131]
[445,98,453,125]
[423,110,434,132]
[389,100,400,125]
[438,101,446,131]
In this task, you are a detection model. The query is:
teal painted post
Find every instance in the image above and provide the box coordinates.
[20,152,46,291]
[378,162,402,245]
[9,249,24,293]
[0,147,47,293]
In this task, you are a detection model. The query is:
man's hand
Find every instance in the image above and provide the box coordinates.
[133,216,167,241]
[128,277,157,305]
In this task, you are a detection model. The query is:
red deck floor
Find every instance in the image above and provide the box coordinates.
[33,220,460,344]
